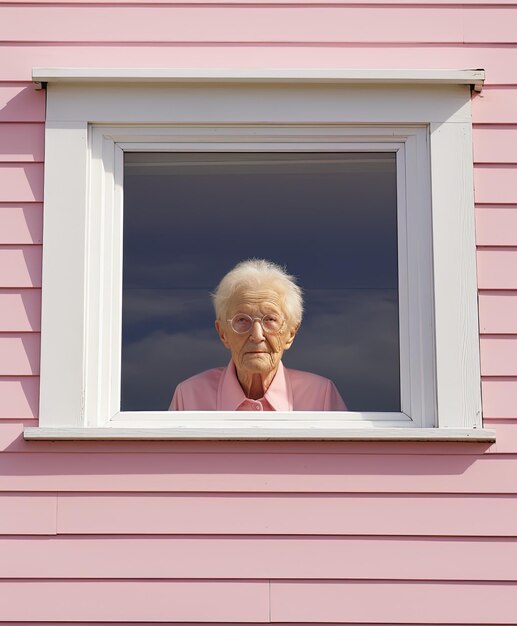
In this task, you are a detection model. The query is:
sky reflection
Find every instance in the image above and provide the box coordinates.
[121,152,399,411]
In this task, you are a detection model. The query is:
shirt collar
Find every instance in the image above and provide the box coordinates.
[217,360,293,411]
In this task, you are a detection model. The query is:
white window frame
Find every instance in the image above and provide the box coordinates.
[25,69,494,441]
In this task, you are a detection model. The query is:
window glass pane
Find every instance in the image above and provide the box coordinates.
[121,152,399,411]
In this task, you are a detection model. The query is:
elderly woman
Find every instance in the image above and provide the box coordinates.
[170,259,346,411]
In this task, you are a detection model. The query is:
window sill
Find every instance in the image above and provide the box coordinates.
[24,427,496,442]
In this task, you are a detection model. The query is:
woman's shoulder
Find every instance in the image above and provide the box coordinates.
[284,366,332,386]
[170,367,226,410]
[284,366,347,411]
[177,367,226,389]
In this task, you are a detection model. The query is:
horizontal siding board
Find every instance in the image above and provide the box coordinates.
[56,493,517,536]
[484,421,517,454]
[0,204,43,244]
[0,581,269,622]
[0,493,55,534]
[0,123,44,162]
[0,623,503,626]
[0,623,305,626]
[0,453,516,492]
[0,334,40,375]
[0,377,38,418]
[0,84,45,122]
[474,165,517,204]
[0,246,42,287]
[5,0,517,5]
[0,6,515,45]
[0,421,32,447]
[0,621,460,626]
[472,88,517,124]
[473,127,517,164]
[476,207,517,246]
[270,580,517,623]
[2,536,517,580]
[5,0,517,4]
[477,249,517,289]
[480,336,517,376]
[0,163,43,202]
[2,44,517,85]
[464,7,517,43]
[0,290,41,331]
[0,7,466,43]
[479,292,517,334]
[482,379,517,418]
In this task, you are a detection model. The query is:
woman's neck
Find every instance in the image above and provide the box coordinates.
[237,367,279,400]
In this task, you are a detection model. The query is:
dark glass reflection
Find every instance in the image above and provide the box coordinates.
[121,152,399,411]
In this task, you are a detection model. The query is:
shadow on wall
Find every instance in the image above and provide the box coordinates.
[1,435,490,474]
[0,85,45,123]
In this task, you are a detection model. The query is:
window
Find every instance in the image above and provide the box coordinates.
[26,69,493,441]
[121,150,400,413]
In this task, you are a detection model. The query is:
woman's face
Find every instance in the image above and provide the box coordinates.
[215,288,298,377]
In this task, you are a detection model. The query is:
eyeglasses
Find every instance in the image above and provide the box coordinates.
[227,313,285,334]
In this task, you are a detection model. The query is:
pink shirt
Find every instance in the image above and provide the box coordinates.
[169,360,347,411]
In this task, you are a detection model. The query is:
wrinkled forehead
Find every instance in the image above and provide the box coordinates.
[227,288,286,316]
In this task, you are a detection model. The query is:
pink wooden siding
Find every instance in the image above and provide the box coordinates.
[0,204,43,244]
[1,1,517,624]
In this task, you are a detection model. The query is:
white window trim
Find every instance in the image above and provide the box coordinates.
[25,69,494,441]
[32,67,486,91]
[94,126,423,430]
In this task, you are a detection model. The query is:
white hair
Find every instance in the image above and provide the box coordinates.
[212,259,303,326]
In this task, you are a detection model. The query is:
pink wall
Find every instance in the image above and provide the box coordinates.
[1,1,517,622]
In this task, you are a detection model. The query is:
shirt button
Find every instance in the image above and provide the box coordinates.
[255,404,261,410]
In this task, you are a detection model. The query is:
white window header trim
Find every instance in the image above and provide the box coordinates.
[32,67,485,91]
